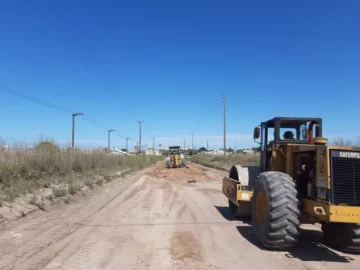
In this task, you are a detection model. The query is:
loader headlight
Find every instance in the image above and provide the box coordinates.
[241,193,250,200]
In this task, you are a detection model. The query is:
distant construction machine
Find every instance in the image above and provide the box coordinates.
[222,116,360,253]
[166,146,187,168]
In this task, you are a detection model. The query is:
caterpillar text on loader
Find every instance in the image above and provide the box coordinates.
[222,117,360,253]
[166,146,187,168]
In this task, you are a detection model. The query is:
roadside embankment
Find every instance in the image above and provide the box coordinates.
[0,144,163,221]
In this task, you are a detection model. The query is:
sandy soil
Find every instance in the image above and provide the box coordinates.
[0,162,359,270]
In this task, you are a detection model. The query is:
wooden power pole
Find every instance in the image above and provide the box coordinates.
[222,93,226,155]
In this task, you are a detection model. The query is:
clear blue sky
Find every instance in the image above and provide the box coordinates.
[0,0,359,150]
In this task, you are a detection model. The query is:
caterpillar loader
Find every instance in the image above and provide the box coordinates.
[222,117,360,253]
[166,146,187,168]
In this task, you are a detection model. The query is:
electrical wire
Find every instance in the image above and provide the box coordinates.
[241,0,342,91]
[28,0,122,102]
[0,83,112,132]
[48,0,124,101]
[0,84,73,114]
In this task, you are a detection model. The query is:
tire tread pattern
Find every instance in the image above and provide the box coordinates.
[252,171,300,249]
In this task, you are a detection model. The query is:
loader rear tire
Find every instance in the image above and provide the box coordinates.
[322,223,360,253]
[252,171,300,249]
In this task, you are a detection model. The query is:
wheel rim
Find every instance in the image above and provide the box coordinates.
[256,191,267,227]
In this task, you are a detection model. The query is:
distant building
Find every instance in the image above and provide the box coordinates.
[111,148,134,155]
[242,149,255,155]
[206,149,225,155]
[145,148,161,155]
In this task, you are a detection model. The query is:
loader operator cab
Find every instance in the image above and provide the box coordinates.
[253,117,323,173]
[169,146,180,155]
[168,146,180,162]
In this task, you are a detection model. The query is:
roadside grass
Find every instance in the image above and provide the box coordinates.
[191,154,259,171]
[0,140,163,207]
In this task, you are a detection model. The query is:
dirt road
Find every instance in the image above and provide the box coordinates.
[1,162,359,270]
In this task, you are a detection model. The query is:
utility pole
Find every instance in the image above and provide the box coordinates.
[241,133,243,151]
[108,129,116,153]
[184,139,186,152]
[222,93,226,155]
[126,137,130,152]
[72,112,84,149]
[207,140,209,152]
[137,121,144,153]
[137,142,139,152]
[152,138,155,155]
[192,131,194,150]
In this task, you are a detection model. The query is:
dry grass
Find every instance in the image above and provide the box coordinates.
[192,154,259,171]
[0,141,163,204]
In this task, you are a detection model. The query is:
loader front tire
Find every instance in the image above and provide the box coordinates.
[322,223,360,253]
[252,171,300,249]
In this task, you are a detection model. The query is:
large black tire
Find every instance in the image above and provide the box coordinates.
[322,222,360,253]
[252,171,300,249]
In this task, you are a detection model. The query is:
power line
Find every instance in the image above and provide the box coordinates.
[243,1,342,89]
[82,115,110,130]
[0,84,72,114]
[254,1,324,69]
[176,3,341,127]
[28,0,122,103]
[0,83,112,132]
[49,0,124,101]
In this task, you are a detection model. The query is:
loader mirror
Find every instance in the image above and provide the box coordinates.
[253,127,260,140]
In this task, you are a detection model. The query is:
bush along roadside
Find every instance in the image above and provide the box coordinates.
[0,144,163,221]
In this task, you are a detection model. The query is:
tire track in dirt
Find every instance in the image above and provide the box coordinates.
[24,177,156,270]
[39,174,177,269]
[171,231,205,270]
[1,162,360,270]
[0,167,157,270]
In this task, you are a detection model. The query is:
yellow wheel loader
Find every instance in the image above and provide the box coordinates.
[222,117,360,253]
[166,146,187,168]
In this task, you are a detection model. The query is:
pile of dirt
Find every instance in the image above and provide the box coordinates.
[145,162,218,183]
